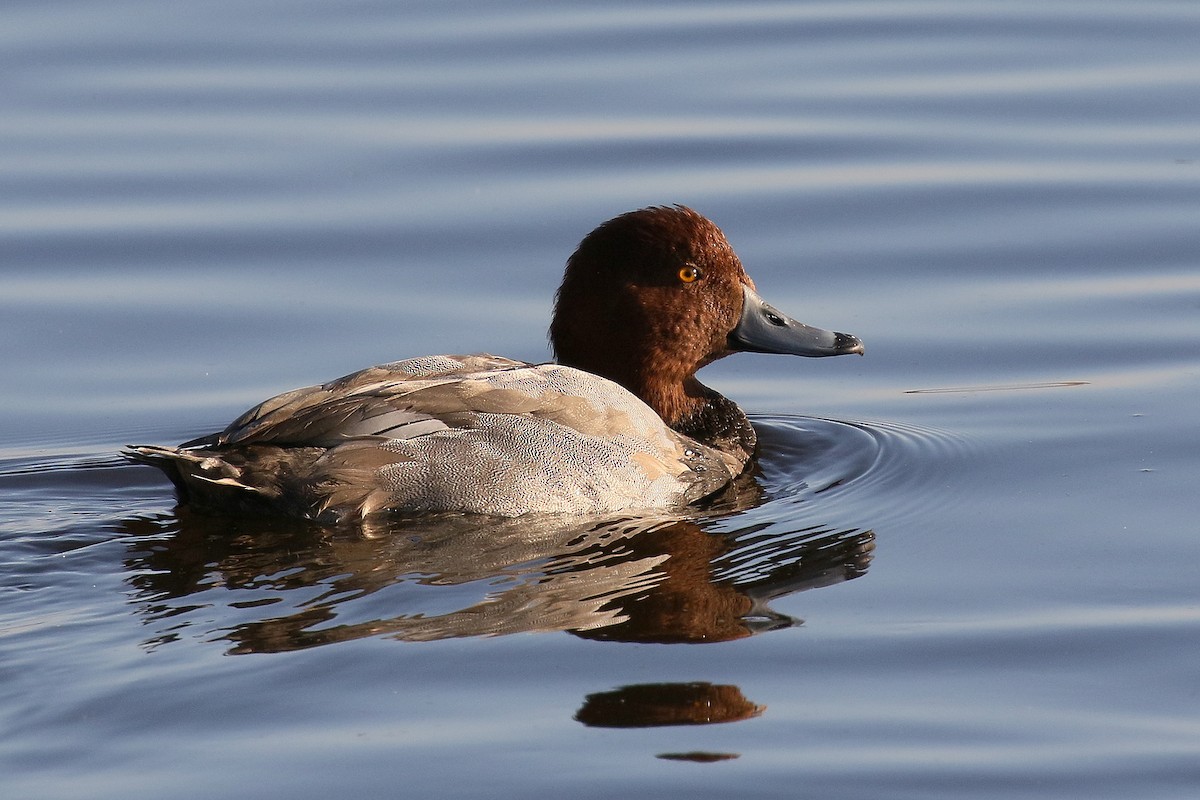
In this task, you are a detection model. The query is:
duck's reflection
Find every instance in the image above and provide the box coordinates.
[575,682,764,728]
[119,496,873,653]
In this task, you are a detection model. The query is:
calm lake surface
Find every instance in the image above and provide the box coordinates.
[3,1,1199,797]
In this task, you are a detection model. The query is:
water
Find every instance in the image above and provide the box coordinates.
[3,1,1199,797]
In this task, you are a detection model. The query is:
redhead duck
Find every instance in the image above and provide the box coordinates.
[127,206,863,521]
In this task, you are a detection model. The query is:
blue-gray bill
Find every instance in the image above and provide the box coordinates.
[728,285,864,357]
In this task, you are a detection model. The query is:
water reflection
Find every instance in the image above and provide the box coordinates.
[119,502,873,653]
[576,682,764,728]
[656,752,741,763]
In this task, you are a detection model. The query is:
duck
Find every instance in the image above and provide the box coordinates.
[126,205,863,521]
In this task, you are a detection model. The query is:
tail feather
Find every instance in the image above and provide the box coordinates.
[124,444,282,508]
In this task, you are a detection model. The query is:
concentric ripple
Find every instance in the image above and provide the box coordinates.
[748,414,974,529]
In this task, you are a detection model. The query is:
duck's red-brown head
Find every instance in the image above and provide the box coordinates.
[551,206,862,427]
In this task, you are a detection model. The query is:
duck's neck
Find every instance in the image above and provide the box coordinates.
[668,381,758,464]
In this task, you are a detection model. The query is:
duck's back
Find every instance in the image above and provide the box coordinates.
[127,354,736,521]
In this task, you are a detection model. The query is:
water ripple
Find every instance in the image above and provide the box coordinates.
[749,414,973,528]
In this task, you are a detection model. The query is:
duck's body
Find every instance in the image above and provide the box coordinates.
[128,206,863,521]
[129,355,742,520]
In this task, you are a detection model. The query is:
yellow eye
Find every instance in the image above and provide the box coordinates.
[678,266,702,283]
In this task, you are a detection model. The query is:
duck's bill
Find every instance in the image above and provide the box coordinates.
[729,285,864,357]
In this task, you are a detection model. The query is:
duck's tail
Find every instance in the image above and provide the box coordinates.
[123,444,275,506]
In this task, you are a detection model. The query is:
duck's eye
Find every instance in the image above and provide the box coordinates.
[678,266,703,283]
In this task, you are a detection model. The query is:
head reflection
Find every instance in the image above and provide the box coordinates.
[576,682,763,728]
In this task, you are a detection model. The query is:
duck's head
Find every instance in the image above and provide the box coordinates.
[551,205,863,426]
